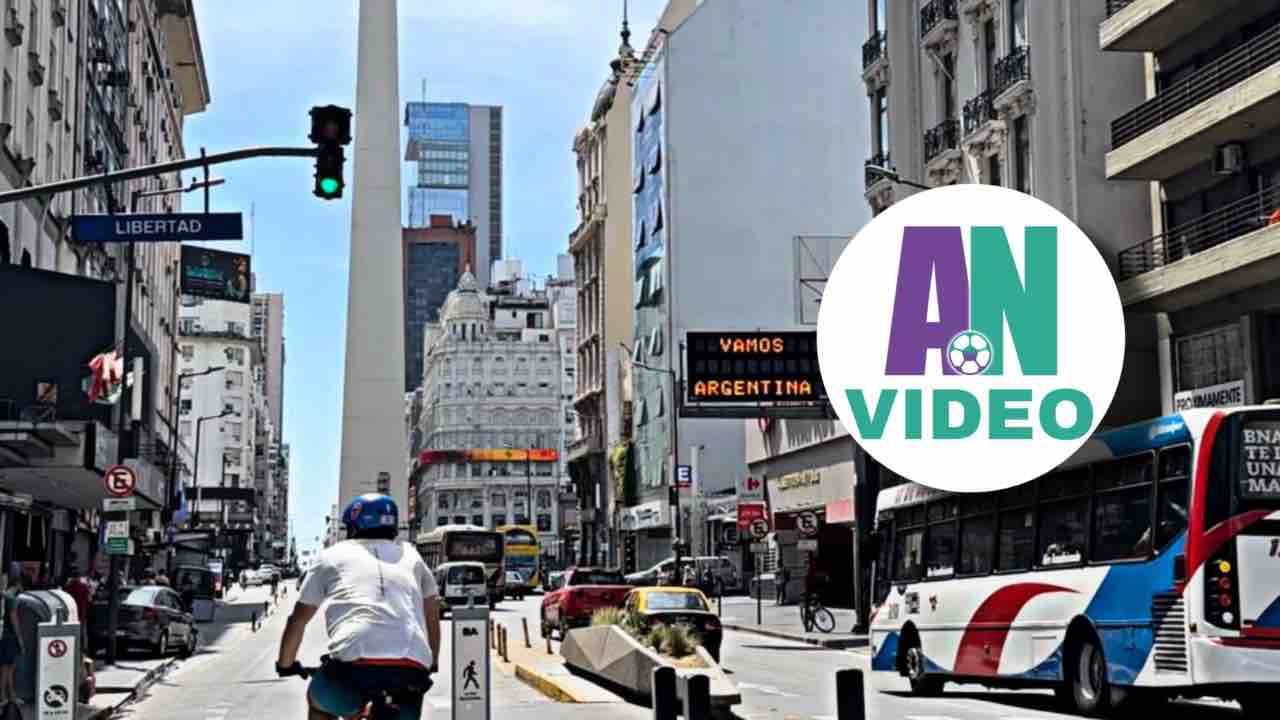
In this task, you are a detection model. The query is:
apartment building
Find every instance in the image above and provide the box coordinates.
[861,0,1158,423]
[1101,1,1280,412]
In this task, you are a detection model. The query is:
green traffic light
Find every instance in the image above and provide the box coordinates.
[319,177,341,196]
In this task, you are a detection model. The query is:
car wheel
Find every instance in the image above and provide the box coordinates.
[1066,633,1110,716]
[901,633,942,696]
[180,629,197,658]
[155,631,170,657]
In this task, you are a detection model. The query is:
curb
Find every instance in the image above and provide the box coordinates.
[721,623,868,649]
[513,663,581,703]
[95,656,181,718]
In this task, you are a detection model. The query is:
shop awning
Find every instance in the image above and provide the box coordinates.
[0,465,111,510]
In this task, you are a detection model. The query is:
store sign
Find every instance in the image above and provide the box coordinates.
[736,502,767,531]
[685,331,826,403]
[778,470,821,492]
[621,500,669,531]
[738,475,764,503]
[426,449,560,464]
[825,498,855,524]
[1173,379,1245,411]
[180,245,252,304]
[1241,421,1280,498]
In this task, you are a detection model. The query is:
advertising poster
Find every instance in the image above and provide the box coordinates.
[180,245,252,304]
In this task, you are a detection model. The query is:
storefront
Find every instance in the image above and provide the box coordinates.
[767,467,856,608]
[619,499,671,571]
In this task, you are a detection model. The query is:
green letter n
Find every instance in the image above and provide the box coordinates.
[970,226,1058,375]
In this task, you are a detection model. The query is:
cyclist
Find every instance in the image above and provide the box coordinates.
[275,494,442,719]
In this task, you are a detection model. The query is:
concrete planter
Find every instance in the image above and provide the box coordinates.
[560,625,741,707]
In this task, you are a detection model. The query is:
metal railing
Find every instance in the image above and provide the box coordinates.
[924,120,960,163]
[1112,19,1280,148]
[993,45,1031,98]
[865,152,892,187]
[1105,0,1137,19]
[862,30,886,70]
[962,89,997,136]
[920,0,958,40]
[1118,184,1280,280]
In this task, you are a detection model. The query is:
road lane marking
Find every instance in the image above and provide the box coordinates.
[736,681,796,697]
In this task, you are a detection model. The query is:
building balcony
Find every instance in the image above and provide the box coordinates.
[992,45,1033,117]
[566,432,603,463]
[864,153,896,214]
[961,88,1007,157]
[569,202,606,254]
[920,0,958,52]
[861,30,888,90]
[1101,0,1249,53]
[1107,19,1280,181]
[958,0,997,25]
[27,51,43,86]
[923,119,963,185]
[1117,184,1280,312]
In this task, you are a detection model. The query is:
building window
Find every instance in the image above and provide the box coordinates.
[874,0,886,33]
[987,155,1002,187]
[2,72,11,127]
[225,422,242,442]
[983,19,997,90]
[179,420,191,438]
[226,371,244,390]
[180,345,194,361]
[1009,0,1027,49]
[179,399,192,415]
[940,53,956,123]
[1174,324,1243,392]
[492,514,506,527]
[875,88,888,156]
[536,514,552,532]
[225,346,246,365]
[1013,116,1030,194]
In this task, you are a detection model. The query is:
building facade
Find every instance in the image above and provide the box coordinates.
[1101,1,1280,414]
[545,255,580,558]
[624,0,870,568]
[402,215,476,392]
[404,101,502,288]
[411,269,569,552]
[0,0,208,580]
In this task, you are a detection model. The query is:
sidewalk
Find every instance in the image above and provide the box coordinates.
[715,596,868,649]
[71,585,282,719]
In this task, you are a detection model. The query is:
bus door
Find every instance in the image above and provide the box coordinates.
[1226,413,1280,636]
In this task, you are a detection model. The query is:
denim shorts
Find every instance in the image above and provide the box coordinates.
[307,663,431,720]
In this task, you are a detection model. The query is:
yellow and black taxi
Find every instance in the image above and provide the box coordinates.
[621,587,722,661]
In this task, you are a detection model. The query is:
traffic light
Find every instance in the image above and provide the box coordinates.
[309,105,352,200]
[623,535,637,573]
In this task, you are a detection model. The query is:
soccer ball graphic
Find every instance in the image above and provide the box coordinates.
[947,330,992,375]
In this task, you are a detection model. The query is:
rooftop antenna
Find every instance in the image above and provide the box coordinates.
[422,78,427,102]
[621,0,632,51]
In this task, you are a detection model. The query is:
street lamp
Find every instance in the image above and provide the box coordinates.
[865,164,933,191]
[619,341,684,579]
[168,366,225,526]
[191,409,234,529]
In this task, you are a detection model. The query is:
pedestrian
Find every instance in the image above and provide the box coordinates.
[776,564,789,605]
[0,571,25,704]
[270,572,280,601]
[155,569,170,587]
[63,573,92,650]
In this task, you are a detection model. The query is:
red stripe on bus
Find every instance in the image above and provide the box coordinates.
[953,583,1078,676]
[1184,411,1224,592]
[1213,636,1280,649]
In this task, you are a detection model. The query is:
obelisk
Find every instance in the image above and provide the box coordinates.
[338,0,408,524]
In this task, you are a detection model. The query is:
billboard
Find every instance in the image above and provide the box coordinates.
[180,246,251,304]
[685,331,826,403]
[418,448,559,465]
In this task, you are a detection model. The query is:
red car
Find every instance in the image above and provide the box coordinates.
[540,568,632,640]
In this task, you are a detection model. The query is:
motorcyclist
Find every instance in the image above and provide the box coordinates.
[275,494,441,719]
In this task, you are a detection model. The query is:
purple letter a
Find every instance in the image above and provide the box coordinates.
[885,227,969,375]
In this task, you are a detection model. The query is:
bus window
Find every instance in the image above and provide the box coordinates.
[1037,469,1089,566]
[925,500,957,578]
[997,508,1034,570]
[1093,455,1154,561]
[873,514,893,604]
[1156,445,1191,550]
[958,513,994,575]
[893,527,924,581]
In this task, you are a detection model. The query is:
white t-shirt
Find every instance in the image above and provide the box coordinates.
[298,539,440,668]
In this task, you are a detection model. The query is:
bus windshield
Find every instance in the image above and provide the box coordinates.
[505,529,537,546]
[445,532,503,563]
[1236,418,1280,507]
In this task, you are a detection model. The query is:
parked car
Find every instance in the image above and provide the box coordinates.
[626,557,739,593]
[242,569,265,587]
[504,571,530,600]
[437,561,489,613]
[622,587,722,661]
[89,586,198,657]
[540,567,632,640]
[258,565,282,583]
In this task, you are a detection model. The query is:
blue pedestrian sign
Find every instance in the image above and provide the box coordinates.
[71,213,244,243]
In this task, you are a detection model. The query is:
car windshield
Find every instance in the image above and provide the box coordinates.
[571,570,624,585]
[646,592,708,611]
[123,589,156,606]
[447,566,486,584]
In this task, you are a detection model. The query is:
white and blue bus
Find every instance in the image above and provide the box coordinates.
[869,408,1280,718]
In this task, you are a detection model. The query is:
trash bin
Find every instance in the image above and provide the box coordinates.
[14,590,86,705]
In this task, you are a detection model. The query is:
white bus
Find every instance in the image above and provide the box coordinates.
[416,524,506,608]
[869,408,1280,718]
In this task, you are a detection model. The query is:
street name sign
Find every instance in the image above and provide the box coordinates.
[102,498,135,512]
[103,465,136,497]
[72,213,244,243]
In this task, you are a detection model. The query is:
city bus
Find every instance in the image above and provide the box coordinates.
[868,408,1280,718]
[497,524,542,590]
[417,524,506,607]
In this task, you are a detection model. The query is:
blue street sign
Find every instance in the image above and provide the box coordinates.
[71,213,244,243]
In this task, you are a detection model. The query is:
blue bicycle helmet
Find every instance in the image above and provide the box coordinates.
[342,493,399,535]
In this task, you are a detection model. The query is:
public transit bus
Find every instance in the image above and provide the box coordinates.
[497,524,541,590]
[869,409,1280,718]
[417,524,506,607]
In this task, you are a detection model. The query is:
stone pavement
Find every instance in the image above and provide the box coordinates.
[715,596,868,649]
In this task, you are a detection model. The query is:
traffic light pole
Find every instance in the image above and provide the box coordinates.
[0,146,319,206]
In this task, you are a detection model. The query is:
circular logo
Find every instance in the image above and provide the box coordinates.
[817,185,1124,493]
[47,639,67,658]
[44,685,68,709]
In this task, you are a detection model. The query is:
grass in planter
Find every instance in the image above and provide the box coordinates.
[592,607,629,628]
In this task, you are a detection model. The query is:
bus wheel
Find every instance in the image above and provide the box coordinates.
[901,635,942,696]
[1067,633,1110,716]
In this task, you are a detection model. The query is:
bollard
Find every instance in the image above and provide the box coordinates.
[522,617,531,648]
[683,674,711,720]
[251,611,258,632]
[500,626,510,663]
[651,666,678,720]
[835,668,866,720]
[490,619,496,649]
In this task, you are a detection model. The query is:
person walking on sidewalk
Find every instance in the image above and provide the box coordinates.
[269,572,280,602]
[776,564,789,605]
[0,571,25,704]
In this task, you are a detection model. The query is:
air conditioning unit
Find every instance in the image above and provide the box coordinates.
[1213,143,1245,175]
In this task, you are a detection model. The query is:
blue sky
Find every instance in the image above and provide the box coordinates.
[179,1,669,556]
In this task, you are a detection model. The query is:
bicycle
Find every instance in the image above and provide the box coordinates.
[279,656,433,720]
[800,592,836,634]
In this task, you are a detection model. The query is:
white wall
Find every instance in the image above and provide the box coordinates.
[664,0,871,495]
[470,105,497,287]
